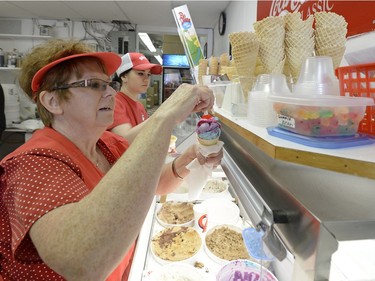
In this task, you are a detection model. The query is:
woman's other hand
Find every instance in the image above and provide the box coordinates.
[155,84,214,125]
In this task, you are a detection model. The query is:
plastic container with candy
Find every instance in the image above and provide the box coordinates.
[269,94,374,137]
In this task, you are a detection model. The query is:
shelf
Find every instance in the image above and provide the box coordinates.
[0,33,52,40]
[0,67,20,71]
[214,110,375,180]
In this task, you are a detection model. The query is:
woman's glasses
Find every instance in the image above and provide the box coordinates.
[52,78,121,92]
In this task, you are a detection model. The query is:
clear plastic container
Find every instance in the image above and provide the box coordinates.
[208,81,231,108]
[269,94,374,137]
[293,56,340,96]
[248,74,290,127]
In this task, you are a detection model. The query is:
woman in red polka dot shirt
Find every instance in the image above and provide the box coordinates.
[0,39,222,281]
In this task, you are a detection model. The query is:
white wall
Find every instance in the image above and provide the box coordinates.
[1,4,375,68]
[213,1,258,56]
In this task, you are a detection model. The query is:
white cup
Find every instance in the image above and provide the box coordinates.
[193,204,208,234]
[202,75,212,86]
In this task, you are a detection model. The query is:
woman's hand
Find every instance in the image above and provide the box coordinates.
[155,84,215,126]
[183,143,224,169]
[196,148,223,168]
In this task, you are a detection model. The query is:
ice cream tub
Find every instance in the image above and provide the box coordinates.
[156,201,194,228]
[202,198,240,229]
[216,259,278,281]
[202,178,229,196]
[204,224,249,265]
[269,94,374,137]
[150,226,202,265]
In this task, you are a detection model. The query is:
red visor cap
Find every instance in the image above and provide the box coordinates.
[31,52,122,92]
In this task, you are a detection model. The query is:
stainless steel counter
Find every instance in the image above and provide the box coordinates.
[220,120,375,281]
[128,111,375,281]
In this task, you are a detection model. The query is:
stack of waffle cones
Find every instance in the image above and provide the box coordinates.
[209,56,219,75]
[219,61,237,81]
[284,12,315,83]
[314,12,348,69]
[218,53,231,76]
[254,16,285,74]
[228,31,260,99]
[198,59,208,85]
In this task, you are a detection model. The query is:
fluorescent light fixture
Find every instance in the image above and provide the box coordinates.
[154,55,162,65]
[139,32,156,52]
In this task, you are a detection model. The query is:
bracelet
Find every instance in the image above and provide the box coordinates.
[172,157,183,180]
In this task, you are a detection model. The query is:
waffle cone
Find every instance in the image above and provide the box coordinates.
[286,28,314,39]
[229,31,258,45]
[254,16,284,34]
[258,45,284,72]
[219,53,230,67]
[198,137,219,146]
[230,33,260,77]
[257,25,285,40]
[315,45,346,69]
[285,34,314,49]
[255,64,266,76]
[314,12,348,29]
[219,66,237,80]
[233,52,258,77]
[270,56,286,74]
[315,26,347,37]
[239,76,256,102]
[285,47,314,78]
[198,59,208,85]
[209,56,219,75]
[315,36,346,50]
[285,13,314,31]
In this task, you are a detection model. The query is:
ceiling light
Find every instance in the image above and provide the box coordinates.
[154,55,162,64]
[139,32,156,52]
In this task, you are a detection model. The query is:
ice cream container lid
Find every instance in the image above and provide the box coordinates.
[269,94,374,107]
[242,228,274,261]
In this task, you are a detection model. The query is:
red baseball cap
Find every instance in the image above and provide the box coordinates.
[31,52,122,92]
[116,52,162,76]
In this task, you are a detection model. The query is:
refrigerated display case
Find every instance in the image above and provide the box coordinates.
[128,108,375,281]
[162,54,195,102]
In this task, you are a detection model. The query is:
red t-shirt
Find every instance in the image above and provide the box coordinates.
[108,92,148,130]
[0,127,134,281]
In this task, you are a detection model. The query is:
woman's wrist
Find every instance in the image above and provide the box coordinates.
[172,157,183,180]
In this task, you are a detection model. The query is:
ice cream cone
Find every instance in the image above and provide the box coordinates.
[196,115,221,146]
[229,31,260,77]
[209,56,219,75]
[198,59,208,85]
[220,53,230,67]
[316,45,346,69]
[254,16,284,34]
[198,137,219,146]
[314,11,348,29]
[219,65,237,80]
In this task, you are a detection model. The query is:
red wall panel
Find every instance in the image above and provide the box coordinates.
[257,0,375,37]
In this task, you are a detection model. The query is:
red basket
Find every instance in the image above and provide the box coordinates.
[335,63,375,136]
